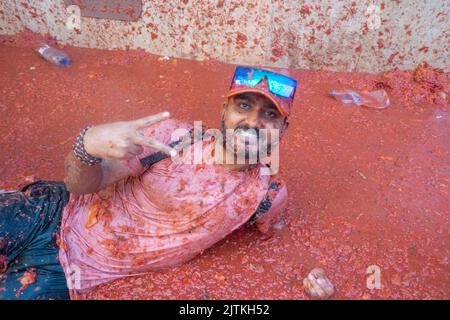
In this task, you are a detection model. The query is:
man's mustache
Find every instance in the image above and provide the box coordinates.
[232,125,262,139]
[220,121,272,146]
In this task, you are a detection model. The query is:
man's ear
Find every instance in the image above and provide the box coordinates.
[221,100,228,119]
[281,117,289,133]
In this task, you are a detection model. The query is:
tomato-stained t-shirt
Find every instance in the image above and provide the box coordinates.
[58,119,285,293]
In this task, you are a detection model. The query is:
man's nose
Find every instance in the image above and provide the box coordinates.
[245,113,263,129]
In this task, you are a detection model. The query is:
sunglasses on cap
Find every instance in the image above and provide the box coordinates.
[231,66,297,99]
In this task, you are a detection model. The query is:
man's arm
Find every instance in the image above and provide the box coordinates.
[64,152,130,195]
[64,112,176,195]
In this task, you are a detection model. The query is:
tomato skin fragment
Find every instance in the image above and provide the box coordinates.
[16,268,37,297]
[0,254,7,273]
[86,199,110,228]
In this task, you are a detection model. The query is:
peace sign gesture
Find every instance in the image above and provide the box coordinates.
[83,111,176,161]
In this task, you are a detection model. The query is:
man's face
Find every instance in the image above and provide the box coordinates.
[221,92,287,160]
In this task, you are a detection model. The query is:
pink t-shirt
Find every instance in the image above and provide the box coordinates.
[58,119,281,293]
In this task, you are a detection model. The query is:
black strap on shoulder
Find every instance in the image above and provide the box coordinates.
[139,139,182,170]
[139,127,209,170]
[247,179,280,225]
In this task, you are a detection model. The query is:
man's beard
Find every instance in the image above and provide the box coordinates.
[220,120,273,162]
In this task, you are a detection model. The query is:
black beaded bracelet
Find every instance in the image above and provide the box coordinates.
[73,126,103,166]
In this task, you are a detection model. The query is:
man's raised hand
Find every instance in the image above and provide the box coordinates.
[83,111,176,161]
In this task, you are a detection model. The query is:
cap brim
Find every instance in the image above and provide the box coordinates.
[226,88,287,117]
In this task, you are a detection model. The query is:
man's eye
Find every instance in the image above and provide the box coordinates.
[239,103,250,110]
[265,111,276,118]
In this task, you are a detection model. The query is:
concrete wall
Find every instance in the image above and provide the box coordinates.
[0,0,448,72]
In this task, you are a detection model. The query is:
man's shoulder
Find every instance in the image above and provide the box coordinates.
[247,175,288,228]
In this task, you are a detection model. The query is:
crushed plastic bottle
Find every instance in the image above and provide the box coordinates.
[36,44,71,67]
[330,89,390,109]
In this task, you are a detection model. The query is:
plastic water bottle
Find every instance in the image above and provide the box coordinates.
[330,90,362,105]
[36,44,71,67]
[0,189,16,194]
[330,89,390,109]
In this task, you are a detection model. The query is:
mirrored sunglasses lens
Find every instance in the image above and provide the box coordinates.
[267,78,295,98]
[234,67,263,87]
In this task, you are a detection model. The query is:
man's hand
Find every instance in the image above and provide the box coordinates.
[83,111,176,161]
[303,268,335,299]
[64,111,175,195]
